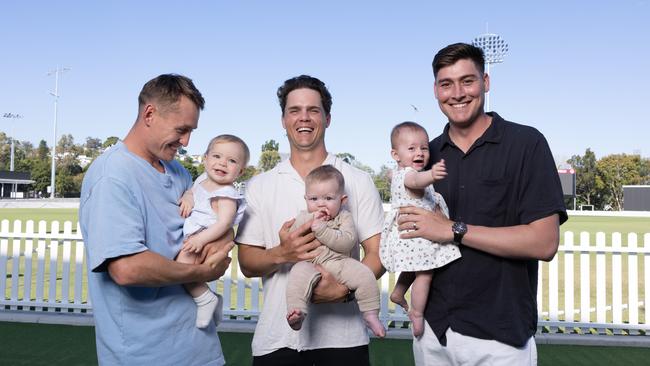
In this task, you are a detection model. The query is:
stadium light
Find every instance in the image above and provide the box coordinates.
[47,66,71,199]
[472,33,508,111]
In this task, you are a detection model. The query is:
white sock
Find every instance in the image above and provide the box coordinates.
[193,290,220,329]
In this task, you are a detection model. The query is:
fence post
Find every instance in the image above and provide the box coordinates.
[35,221,47,311]
[48,221,60,308]
[595,232,606,333]
[628,233,639,334]
[612,233,623,330]
[24,220,35,303]
[0,220,9,301]
[564,231,575,323]
[10,220,22,310]
[580,232,591,333]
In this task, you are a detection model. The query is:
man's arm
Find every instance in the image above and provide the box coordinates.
[398,206,560,261]
[237,218,320,278]
[360,233,385,278]
[108,239,234,286]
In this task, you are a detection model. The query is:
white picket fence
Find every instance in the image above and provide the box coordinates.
[1,219,649,338]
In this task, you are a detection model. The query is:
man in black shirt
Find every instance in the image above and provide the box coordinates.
[399,43,567,365]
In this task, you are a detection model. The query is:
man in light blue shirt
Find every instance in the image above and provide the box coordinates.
[80,74,233,365]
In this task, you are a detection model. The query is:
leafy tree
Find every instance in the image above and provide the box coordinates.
[638,157,650,185]
[374,164,392,202]
[57,134,81,155]
[567,148,600,207]
[85,137,103,158]
[28,158,52,196]
[237,166,258,183]
[178,156,199,181]
[102,136,119,149]
[262,140,279,152]
[37,140,49,160]
[596,154,642,210]
[258,139,281,172]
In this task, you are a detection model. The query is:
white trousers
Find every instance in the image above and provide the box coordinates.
[412,322,537,366]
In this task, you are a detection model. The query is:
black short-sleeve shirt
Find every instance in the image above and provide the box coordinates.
[425,112,568,347]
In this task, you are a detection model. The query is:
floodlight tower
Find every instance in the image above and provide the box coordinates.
[47,66,71,199]
[472,33,508,111]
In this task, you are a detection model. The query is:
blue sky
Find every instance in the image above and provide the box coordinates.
[1,0,649,171]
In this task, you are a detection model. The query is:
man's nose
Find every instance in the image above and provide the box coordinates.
[451,83,465,99]
[180,132,191,146]
[299,109,310,120]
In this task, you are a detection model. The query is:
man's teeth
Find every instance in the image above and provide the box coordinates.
[452,103,468,109]
[298,127,313,132]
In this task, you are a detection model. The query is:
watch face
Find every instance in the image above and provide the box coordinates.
[453,222,467,234]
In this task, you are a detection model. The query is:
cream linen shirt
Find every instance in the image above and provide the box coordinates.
[235,154,384,356]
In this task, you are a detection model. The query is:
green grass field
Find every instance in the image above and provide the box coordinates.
[1,322,649,366]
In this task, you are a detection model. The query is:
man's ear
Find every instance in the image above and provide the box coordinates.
[325,113,331,128]
[143,104,156,127]
[483,73,490,94]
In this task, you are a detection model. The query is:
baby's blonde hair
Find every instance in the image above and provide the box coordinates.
[305,165,345,194]
[390,121,429,148]
[205,134,250,165]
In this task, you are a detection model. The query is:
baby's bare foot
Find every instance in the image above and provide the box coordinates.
[363,311,386,338]
[390,291,409,311]
[286,309,306,331]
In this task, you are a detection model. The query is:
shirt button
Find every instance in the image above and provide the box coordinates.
[460,185,465,189]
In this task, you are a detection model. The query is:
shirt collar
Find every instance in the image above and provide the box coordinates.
[438,111,505,151]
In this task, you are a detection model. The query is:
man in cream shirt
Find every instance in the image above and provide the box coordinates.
[236,75,384,365]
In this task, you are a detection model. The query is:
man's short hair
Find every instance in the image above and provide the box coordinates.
[277,75,332,116]
[205,134,250,166]
[138,74,205,111]
[305,165,345,194]
[432,43,485,79]
[390,121,429,148]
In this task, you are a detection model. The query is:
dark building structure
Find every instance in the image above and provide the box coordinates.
[623,185,650,211]
[0,170,35,198]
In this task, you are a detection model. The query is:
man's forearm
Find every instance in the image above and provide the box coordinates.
[108,250,207,286]
[360,234,385,279]
[237,244,283,278]
[461,214,560,261]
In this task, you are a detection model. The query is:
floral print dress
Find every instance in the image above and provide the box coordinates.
[379,167,461,272]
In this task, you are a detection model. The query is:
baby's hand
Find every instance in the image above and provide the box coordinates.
[182,235,205,254]
[430,159,447,181]
[178,189,194,218]
[311,211,328,231]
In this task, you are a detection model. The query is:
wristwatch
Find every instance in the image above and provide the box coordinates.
[452,221,467,244]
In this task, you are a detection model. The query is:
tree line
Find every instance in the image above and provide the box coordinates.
[1,131,648,209]
[567,149,650,210]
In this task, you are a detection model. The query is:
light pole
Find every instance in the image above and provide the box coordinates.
[472,33,508,111]
[2,113,23,198]
[47,66,70,199]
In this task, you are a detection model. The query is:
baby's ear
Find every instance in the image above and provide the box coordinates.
[341,195,348,205]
